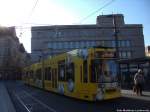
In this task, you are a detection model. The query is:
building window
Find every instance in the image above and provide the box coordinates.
[121,41,126,47]
[106,41,112,47]
[119,40,131,47]
[36,31,42,36]
[101,41,105,46]
[67,42,70,49]
[48,43,52,48]
[119,52,122,58]
[119,51,132,58]
[58,32,62,37]
[122,52,126,58]
[75,42,79,48]
[53,42,57,49]
[80,41,85,48]
[112,41,116,47]
[70,42,73,49]
[86,41,91,48]
[127,51,131,58]
[57,42,61,49]
[91,41,96,47]
[126,40,131,47]
[72,42,76,48]
[118,41,121,47]
[64,42,68,49]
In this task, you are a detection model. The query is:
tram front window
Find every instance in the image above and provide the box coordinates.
[91,59,117,83]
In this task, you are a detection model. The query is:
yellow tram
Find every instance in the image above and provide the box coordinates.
[22,47,121,101]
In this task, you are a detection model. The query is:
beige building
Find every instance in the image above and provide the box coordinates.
[0,26,29,80]
[145,46,150,57]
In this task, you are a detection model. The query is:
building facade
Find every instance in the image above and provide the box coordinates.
[145,46,150,57]
[0,27,29,80]
[31,14,145,62]
[119,58,150,90]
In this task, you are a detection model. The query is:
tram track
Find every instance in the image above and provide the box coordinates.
[14,92,31,112]
[5,81,58,112]
[5,81,150,112]
[13,90,57,112]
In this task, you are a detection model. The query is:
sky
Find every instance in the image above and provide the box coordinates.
[0,0,150,53]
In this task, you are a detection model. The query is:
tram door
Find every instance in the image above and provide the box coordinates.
[52,68,57,88]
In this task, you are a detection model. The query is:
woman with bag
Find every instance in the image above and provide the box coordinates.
[134,69,145,96]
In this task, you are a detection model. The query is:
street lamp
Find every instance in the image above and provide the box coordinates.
[113,14,122,87]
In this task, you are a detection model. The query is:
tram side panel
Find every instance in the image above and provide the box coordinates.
[23,48,121,101]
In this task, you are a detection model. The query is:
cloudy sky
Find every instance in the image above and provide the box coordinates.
[0,0,150,52]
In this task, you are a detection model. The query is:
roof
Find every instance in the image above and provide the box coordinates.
[31,24,143,31]
[0,26,17,38]
[31,24,97,31]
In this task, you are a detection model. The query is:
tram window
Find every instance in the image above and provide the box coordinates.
[35,70,37,79]
[66,63,74,81]
[45,67,51,80]
[25,71,28,78]
[80,66,82,82]
[44,68,47,80]
[30,71,34,79]
[33,71,36,81]
[27,71,30,78]
[36,69,42,80]
[28,71,30,78]
[91,63,96,82]
[39,69,42,79]
[58,60,65,81]
[30,71,31,78]
[83,60,88,83]
[32,71,34,79]
[91,60,102,82]
[35,70,38,79]
[32,71,35,79]
[47,67,51,80]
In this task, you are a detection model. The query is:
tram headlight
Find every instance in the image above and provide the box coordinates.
[96,85,105,101]
[96,89,104,100]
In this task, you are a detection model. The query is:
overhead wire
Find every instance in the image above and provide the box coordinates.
[28,0,39,20]
[18,0,40,37]
[78,0,115,23]
[15,23,52,30]
[17,0,116,35]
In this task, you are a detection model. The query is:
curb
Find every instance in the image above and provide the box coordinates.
[121,90,150,101]
[0,82,16,112]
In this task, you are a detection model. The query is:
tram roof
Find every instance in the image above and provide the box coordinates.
[118,57,150,64]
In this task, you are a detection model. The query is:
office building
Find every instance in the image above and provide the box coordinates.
[31,14,145,62]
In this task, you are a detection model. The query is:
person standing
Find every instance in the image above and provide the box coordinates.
[134,69,145,96]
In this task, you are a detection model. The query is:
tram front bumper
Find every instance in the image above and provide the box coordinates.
[96,82,121,101]
[104,89,121,100]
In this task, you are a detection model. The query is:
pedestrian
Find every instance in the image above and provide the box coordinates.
[134,69,145,96]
